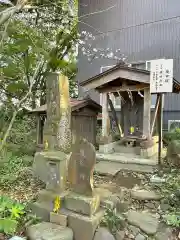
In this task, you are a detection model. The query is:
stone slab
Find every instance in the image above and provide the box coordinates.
[95,161,156,176]
[26,222,73,240]
[62,209,105,240]
[96,152,157,166]
[65,193,100,216]
[94,227,115,240]
[131,189,162,201]
[68,138,96,196]
[127,210,159,235]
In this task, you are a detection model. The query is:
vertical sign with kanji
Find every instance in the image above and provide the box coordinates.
[150,59,173,93]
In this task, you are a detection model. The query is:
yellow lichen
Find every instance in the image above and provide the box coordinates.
[53,196,61,213]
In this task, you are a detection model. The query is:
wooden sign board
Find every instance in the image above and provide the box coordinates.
[150,59,173,93]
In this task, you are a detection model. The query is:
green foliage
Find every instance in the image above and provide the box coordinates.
[0,195,41,235]
[0,196,25,234]
[164,213,180,227]
[164,129,180,144]
[0,110,37,156]
[101,207,125,234]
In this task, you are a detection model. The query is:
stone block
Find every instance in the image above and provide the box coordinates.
[94,227,115,240]
[66,209,105,240]
[38,189,69,203]
[29,201,53,222]
[99,143,115,154]
[33,150,68,190]
[65,193,100,216]
[26,222,73,240]
[50,212,67,227]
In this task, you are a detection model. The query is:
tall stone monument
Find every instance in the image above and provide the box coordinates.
[32,73,71,220]
[43,73,71,153]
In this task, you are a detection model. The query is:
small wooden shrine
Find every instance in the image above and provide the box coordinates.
[80,64,180,158]
[30,98,101,151]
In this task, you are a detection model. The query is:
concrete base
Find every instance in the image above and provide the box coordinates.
[60,208,105,240]
[65,193,100,216]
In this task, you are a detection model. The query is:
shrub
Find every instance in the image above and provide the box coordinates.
[0,196,25,234]
[101,207,125,234]
[164,128,180,144]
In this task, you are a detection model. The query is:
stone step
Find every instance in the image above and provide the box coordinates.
[96,152,158,166]
[95,161,156,176]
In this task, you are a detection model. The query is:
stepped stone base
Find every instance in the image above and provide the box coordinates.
[30,190,69,221]
[65,193,100,216]
[60,208,105,240]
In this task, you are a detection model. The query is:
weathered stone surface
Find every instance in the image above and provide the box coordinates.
[44,73,71,153]
[65,193,100,216]
[135,233,146,240]
[155,230,172,240]
[95,188,113,199]
[68,137,96,196]
[33,151,68,192]
[93,228,115,240]
[155,223,172,240]
[131,189,161,201]
[116,230,125,240]
[29,201,53,221]
[67,209,104,240]
[50,212,67,227]
[116,201,129,213]
[144,202,155,209]
[129,225,140,236]
[26,222,73,240]
[150,176,165,184]
[160,203,170,212]
[127,211,159,235]
[95,188,120,210]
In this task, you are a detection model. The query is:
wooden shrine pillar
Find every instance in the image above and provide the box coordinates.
[36,114,42,144]
[143,88,151,139]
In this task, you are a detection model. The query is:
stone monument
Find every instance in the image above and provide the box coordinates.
[31,73,71,221]
[62,137,104,240]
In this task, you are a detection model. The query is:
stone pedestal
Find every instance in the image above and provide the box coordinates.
[33,151,68,192]
[60,208,105,240]
[65,193,100,216]
[31,151,69,221]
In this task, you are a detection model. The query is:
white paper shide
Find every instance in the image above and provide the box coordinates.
[150,59,173,93]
